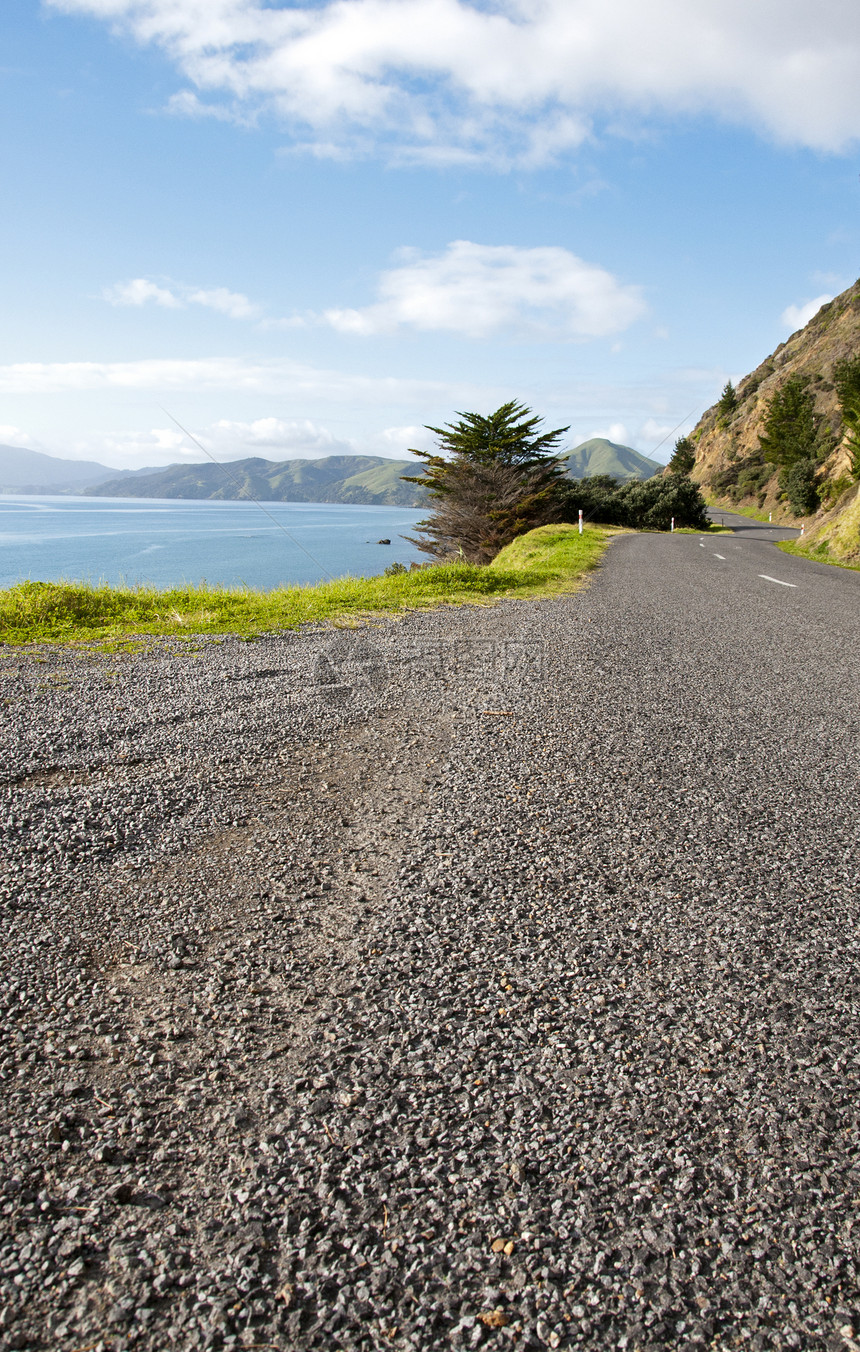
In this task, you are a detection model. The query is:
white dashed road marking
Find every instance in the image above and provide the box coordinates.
[758,574,797,588]
[713,554,726,560]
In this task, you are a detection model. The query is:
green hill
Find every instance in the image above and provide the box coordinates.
[562,438,661,482]
[86,454,426,507]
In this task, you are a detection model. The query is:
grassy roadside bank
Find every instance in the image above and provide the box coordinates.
[777,540,860,572]
[0,523,615,646]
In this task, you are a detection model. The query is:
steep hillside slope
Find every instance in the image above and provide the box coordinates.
[87,455,425,507]
[687,278,860,560]
[563,437,660,481]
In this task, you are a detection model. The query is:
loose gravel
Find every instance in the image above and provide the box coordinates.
[1,531,859,1352]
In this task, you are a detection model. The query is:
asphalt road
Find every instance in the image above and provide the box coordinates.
[2,528,859,1352]
[706,506,802,542]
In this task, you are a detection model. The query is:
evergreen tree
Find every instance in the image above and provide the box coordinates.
[833,356,860,480]
[779,459,820,515]
[403,402,569,562]
[667,435,696,476]
[758,377,817,467]
[717,381,738,420]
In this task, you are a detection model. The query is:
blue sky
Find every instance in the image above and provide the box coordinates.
[2,0,859,469]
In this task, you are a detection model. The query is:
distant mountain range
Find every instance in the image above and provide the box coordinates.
[562,438,661,482]
[0,444,130,494]
[86,454,423,506]
[0,435,661,506]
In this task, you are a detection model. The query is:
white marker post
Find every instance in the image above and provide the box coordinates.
[769,512,772,522]
[578,509,583,535]
[800,523,805,536]
[670,517,675,532]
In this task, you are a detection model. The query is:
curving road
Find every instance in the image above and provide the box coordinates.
[1,525,859,1351]
[706,505,802,542]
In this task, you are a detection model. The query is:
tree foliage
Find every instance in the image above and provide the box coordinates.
[403,402,569,563]
[717,380,738,422]
[833,355,860,479]
[758,377,818,467]
[779,459,820,515]
[667,435,696,476]
[556,473,710,531]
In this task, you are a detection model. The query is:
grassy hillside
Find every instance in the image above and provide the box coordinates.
[562,437,661,482]
[0,524,612,646]
[86,454,425,507]
[778,483,860,566]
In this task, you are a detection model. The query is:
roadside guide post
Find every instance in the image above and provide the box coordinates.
[578,509,583,535]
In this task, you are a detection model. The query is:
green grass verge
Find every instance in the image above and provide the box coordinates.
[0,523,613,646]
[672,525,733,536]
[776,541,860,572]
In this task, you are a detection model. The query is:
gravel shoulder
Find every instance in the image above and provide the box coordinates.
[1,531,859,1352]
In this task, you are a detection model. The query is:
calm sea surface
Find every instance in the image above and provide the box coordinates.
[0,496,427,590]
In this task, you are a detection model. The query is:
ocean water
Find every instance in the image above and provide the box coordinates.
[0,495,427,590]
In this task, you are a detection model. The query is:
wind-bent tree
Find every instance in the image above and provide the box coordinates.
[403,401,569,563]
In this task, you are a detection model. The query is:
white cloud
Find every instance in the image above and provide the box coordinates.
[0,424,40,448]
[0,356,479,406]
[187,287,261,320]
[781,293,833,330]
[45,0,860,163]
[105,278,182,308]
[589,423,630,446]
[60,417,420,469]
[640,417,675,444]
[208,417,353,456]
[323,241,645,339]
[104,277,261,319]
[98,419,355,467]
[165,89,256,126]
[378,425,433,456]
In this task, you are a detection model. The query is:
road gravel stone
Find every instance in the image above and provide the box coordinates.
[1,530,858,1351]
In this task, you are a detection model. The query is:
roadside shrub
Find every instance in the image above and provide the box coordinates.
[557,473,709,531]
[711,464,740,495]
[779,458,820,515]
[732,455,772,503]
[820,474,854,507]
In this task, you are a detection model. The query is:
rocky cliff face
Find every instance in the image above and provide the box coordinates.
[687,277,860,560]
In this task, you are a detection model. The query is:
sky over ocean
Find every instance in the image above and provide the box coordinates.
[2,0,859,474]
